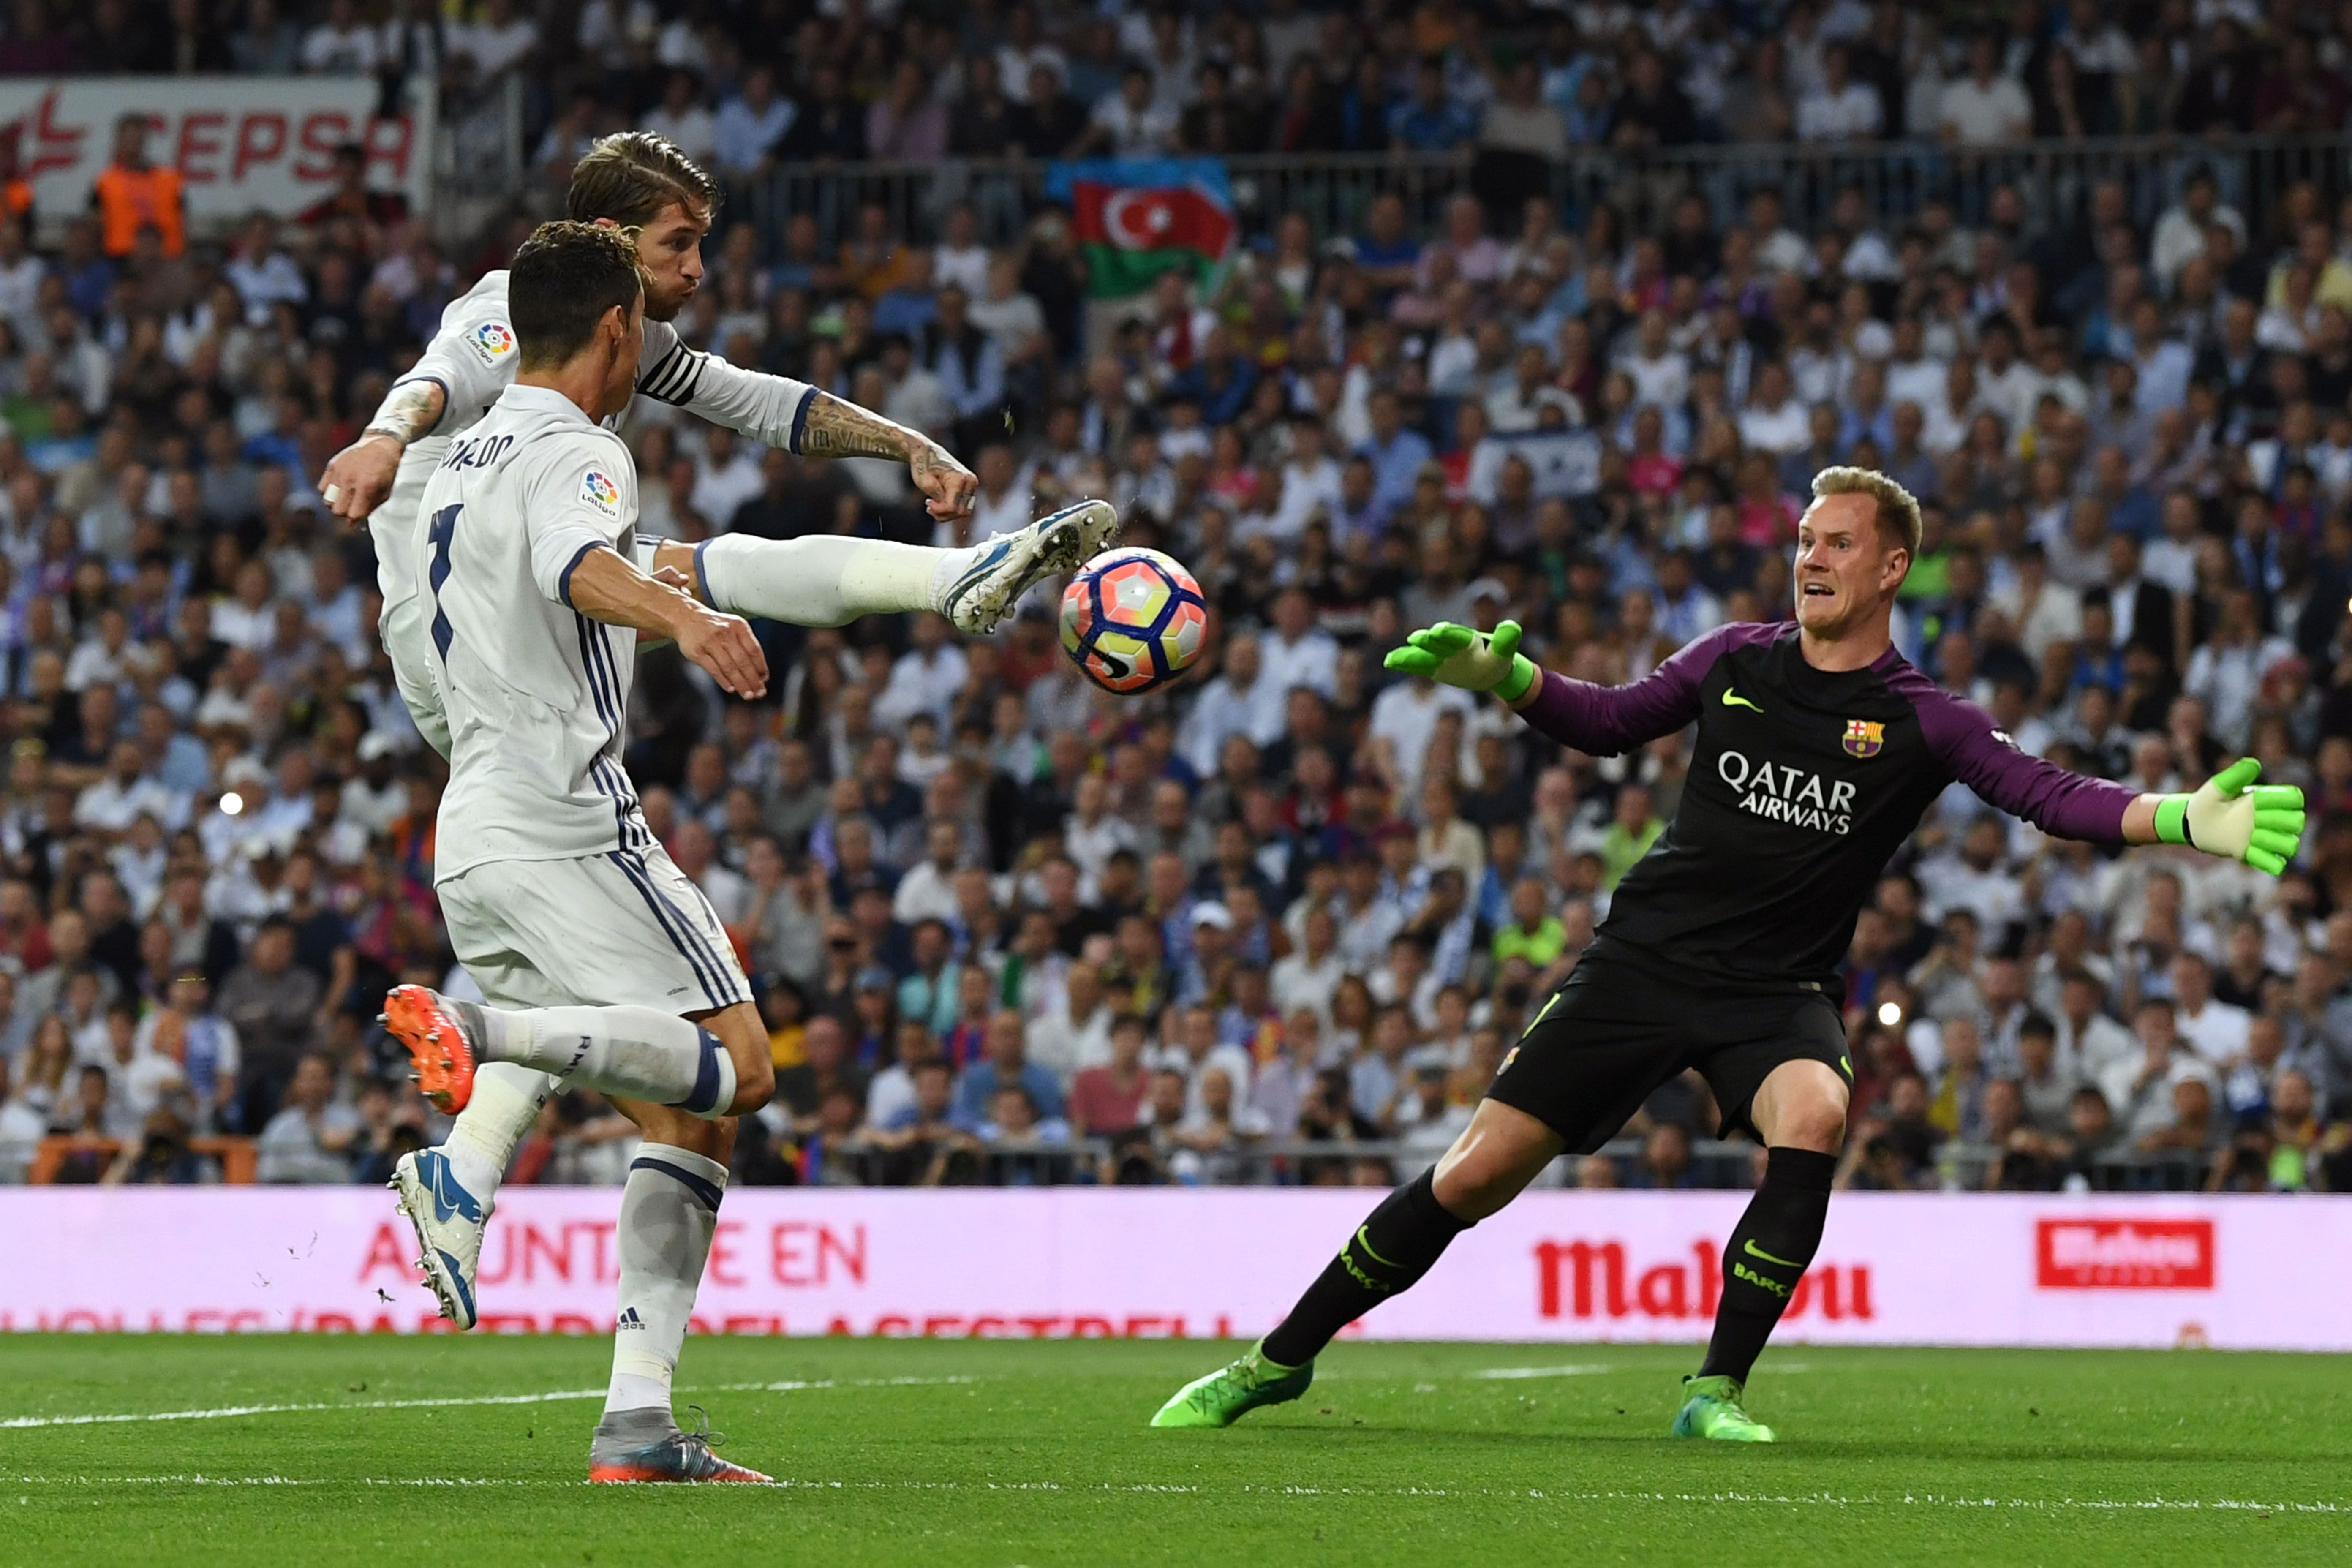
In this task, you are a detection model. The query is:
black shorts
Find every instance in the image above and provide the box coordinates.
[1486,936,1853,1153]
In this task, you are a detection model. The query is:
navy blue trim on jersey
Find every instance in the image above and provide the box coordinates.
[637,342,689,400]
[572,612,620,737]
[631,1151,725,1208]
[787,384,817,454]
[390,375,453,437]
[606,850,732,1010]
[692,539,714,605]
[556,540,606,608]
[636,343,705,407]
[425,502,463,663]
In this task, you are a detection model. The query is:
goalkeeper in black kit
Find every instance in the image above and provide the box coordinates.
[1150,468,2307,1441]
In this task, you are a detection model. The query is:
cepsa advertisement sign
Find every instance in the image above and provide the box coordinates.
[0,1189,2344,1349]
[0,77,426,225]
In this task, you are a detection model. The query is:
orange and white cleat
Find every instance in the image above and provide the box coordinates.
[380,984,481,1113]
[588,1406,771,1484]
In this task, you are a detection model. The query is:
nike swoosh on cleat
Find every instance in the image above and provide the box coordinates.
[1742,1239,1803,1269]
[435,1247,476,1323]
[1721,689,1763,712]
[418,1151,483,1225]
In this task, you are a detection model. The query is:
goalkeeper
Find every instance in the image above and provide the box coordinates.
[1152,468,2305,1441]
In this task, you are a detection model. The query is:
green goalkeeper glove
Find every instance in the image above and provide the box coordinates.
[2153,758,2306,876]
[1381,619,1539,702]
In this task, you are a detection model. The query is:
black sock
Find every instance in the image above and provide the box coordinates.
[1261,1169,1471,1367]
[1698,1146,1837,1384]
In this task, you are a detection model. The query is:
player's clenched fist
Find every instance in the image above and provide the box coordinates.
[675,605,769,700]
[320,431,404,522]
[1383,618,1540,702]
[911,439,979,522]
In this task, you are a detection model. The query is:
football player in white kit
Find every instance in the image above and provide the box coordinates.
[329,134,1113,1343]
[384,221,784,1482]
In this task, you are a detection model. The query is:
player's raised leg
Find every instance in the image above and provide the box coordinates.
[663,495,1119,637]
[1152,1099,1562,1427]
[587,1086,769,1483]
[381,983,771,1121]
[1672,1059,1846,1444]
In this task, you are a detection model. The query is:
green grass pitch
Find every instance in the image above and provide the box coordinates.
[3,1335,2349,1566]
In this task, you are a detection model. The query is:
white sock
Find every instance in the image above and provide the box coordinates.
[471,1003,736,1120]
[441,1062,557,1194]
[604,1142,727,1417]
[694,533,955,626]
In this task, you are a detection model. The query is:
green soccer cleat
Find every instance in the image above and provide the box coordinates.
[1150,1340,1315,1428]
[1670,1374,1776,1442]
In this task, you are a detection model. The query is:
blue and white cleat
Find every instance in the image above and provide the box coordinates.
[388,1148,488,1330]
[589,1405,772,1484]
[939,498,1119,634]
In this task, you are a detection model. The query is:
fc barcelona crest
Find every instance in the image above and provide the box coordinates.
[1842,719,1884,759]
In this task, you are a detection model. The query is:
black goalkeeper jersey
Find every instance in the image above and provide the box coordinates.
[1519,622,2139,989]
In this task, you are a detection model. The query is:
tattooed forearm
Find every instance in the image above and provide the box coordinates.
[795,390,920,460]
[364,379,448,445]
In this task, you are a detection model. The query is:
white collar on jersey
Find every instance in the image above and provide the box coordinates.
[497,382,597,424]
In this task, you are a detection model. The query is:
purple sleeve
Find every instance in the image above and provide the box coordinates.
[1516,624,1746,756]
[1908,683,2136,842]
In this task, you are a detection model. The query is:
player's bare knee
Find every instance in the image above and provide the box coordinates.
[1432,1102,1558,1220]
[728,1062,775,1116]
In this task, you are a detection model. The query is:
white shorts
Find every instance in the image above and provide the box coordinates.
[437,847,752,1015]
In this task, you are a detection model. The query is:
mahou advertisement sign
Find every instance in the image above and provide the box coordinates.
[0,1189,2345,1349]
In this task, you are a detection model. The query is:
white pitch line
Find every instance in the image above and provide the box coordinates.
[4,1476,2347,1514]
[0,1376,976,1432]
[1470,1365,1614,1380]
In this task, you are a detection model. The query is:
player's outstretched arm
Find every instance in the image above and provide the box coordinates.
[658,331,979,523]
[322,378,448,522]
[1384,618,1711,757]
[797,390,978,522]
[566,544,768,699]
[2124,758,2306,875]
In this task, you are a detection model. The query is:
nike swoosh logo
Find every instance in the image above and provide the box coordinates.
[1721,689,1763,712]
[420,1151,483,1225]
[1354,1225,1402,1271]
[1743,1239,1802,1269]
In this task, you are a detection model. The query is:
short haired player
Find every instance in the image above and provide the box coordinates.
[383,220,784,1481]
[1152,468,2306,1440]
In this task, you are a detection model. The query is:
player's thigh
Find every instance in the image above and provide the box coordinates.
[1697,996,1853,1148]
[445,853,752,1016]
[1483,976,1693,1156]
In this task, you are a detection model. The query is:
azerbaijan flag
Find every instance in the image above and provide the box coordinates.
[1045,158,1237,299]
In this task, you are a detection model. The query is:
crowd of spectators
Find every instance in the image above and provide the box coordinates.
[11,2,2352,160]
[5,2,2352,1197]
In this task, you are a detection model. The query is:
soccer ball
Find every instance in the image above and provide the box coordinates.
[1059,547,1208,694]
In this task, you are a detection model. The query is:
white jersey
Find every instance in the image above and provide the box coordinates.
[416,383,658,882]
[373,270,816,756]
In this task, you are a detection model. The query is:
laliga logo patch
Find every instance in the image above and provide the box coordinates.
[581,470,621,515]
[468,321,517,365]
[1842,719,1884,759]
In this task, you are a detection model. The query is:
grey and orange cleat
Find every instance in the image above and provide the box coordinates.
[588,1405,771,1484]
[380,984,481,1113]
